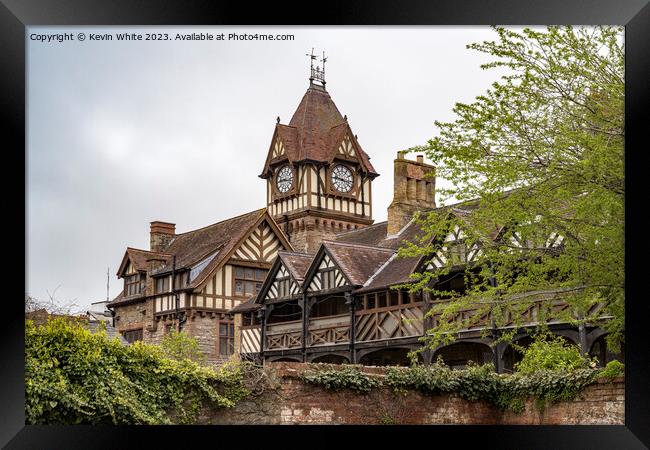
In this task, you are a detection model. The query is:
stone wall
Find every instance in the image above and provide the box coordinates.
[113,301,147,334]
[199,362,624,425]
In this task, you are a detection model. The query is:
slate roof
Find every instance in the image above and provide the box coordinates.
[322,241,394,287]
[261,84,378,178]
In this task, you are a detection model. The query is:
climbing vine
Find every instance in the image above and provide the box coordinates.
[25,318,250,424]
[300,365,382,393]
[297,358,623,413]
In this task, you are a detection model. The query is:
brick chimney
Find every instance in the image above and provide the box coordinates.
[150,221,175,253]
[386,152,436,235]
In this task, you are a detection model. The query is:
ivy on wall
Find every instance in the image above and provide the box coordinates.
[25,318,250,424]
[298,358,623,413]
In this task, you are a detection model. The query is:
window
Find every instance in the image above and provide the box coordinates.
[155,276,170,294]
[174,272,189,289]
[321,269,336,290]
[122,328,143,343]
[124,273,145,297]
[234,267,267,297]
[219,321,235,356]
[389,290,399,307]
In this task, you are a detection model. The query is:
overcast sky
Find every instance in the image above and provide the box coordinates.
[27,26,522,312]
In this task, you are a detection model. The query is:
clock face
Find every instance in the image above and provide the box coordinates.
[276,165,293,193]
[332,165,353,193]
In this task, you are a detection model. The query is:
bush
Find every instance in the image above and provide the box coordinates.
[598,360,624,380]
[385,357,599,412]
[25,318,249,424]
[160,329,206,364]
[514,333,592,374]
[300,365,382,393]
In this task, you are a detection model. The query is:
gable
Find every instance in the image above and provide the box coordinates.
[264,262,302,302]
[232,219,284,263]
[426,224,483,270]
[271,137,287,160]
[336,134,357,159]
[306,253,349,292]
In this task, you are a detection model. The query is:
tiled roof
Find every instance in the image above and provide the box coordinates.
[322,241,394,287]
[261,84,377,177]
[119,247,171,275]
[277,251,312,283]
[228,296,261,314]
[335,200,487,293]
[151,209,268,289]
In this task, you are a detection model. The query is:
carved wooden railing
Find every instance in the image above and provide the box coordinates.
[308,326,350,346]
[428,294,609,332]
[265,321,302,350]
[355,303,425,342]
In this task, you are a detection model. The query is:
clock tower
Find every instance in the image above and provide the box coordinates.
[259,54,379,253]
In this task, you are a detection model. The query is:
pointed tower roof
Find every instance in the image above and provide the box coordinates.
[289,83,344,161]
[260,83,378,179]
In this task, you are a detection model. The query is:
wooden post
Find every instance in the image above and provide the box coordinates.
[346,291,356,364]
[301,293,308,362]
[422,289,433,364]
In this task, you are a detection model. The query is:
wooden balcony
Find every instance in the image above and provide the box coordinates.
[308,314,350,346]
[265,320,302,350]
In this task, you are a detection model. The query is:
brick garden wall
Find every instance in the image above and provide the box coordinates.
[199,362,624,425]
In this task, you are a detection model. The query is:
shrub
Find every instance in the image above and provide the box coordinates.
[598,360,624,380]
[25,318,249,424]
[514,333,592,374]
[160,329,206,364]
[300,365,382,393]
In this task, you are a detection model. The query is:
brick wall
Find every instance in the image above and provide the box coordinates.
[199,362,624,425]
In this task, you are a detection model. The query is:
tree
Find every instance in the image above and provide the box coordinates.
[402,26,624,354]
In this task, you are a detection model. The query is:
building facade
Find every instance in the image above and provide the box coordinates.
[110,67,621,370]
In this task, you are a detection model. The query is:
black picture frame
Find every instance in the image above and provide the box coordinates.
[4,0,648,448]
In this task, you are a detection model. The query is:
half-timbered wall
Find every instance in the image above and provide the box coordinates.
[231,220,282,263]
[267,163,372,220]
[264,263,301,302]
[306,254,348,292]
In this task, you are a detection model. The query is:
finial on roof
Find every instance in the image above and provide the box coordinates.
[354,134,358,140]
[276,116,280,124]
[306,48,327,87]
[344,114,347,121]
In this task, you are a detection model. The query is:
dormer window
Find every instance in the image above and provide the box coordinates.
[124,273,145,297]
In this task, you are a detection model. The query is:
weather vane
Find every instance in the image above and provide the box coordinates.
[306,48,327,86]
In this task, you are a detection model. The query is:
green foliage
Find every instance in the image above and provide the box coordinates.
[298,357,608,414]
[384,357,599,413]
[300,364,382,393]
[514,333,593,374]
[400,26,624,351]
[25,318,249,424]
[160,329,206,364]
[598,360,624,380]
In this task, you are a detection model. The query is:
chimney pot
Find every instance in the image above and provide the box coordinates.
[417,155,424,164]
